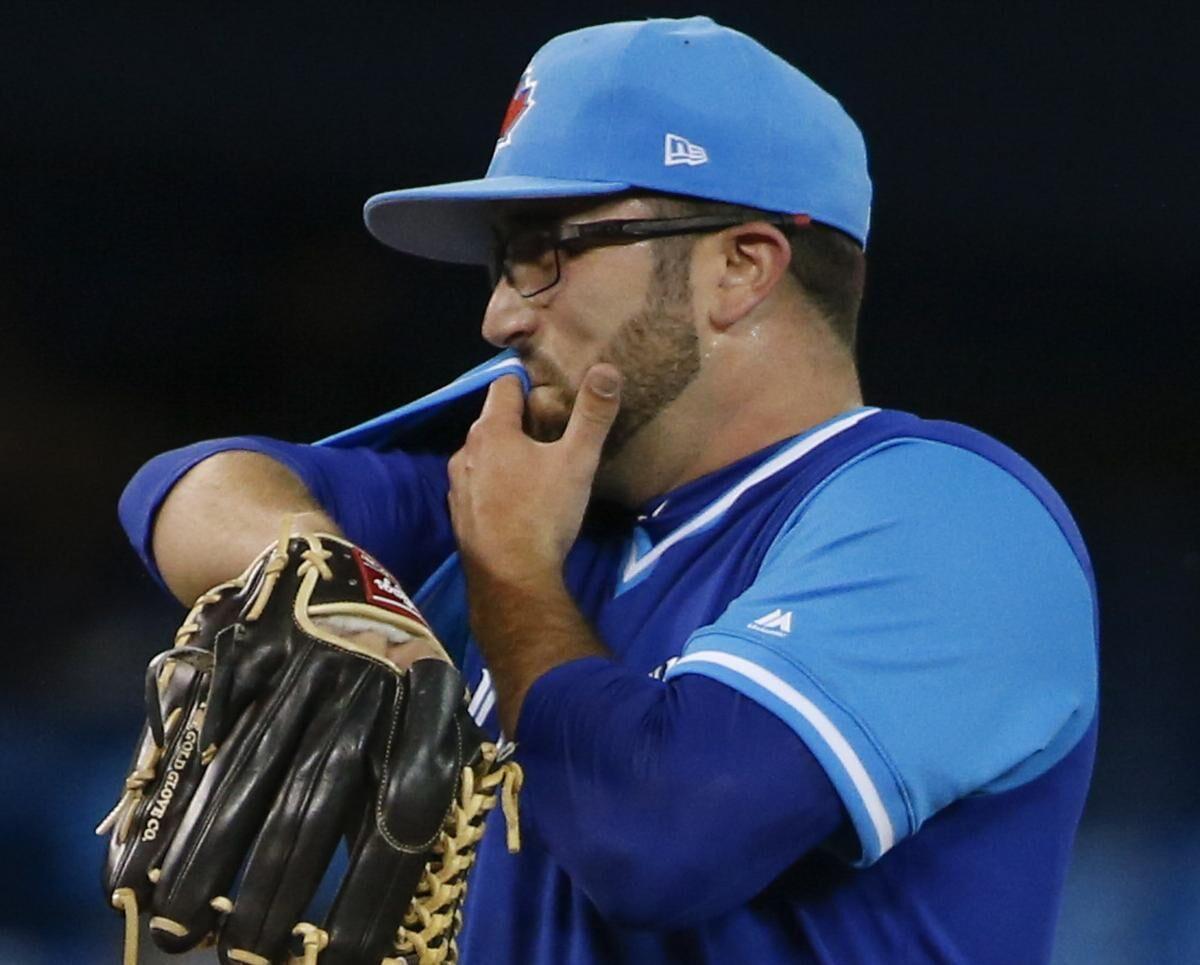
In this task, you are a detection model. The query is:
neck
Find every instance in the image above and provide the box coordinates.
[596,332,863,506]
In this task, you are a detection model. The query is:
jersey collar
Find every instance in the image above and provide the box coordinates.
[618,407,880,590]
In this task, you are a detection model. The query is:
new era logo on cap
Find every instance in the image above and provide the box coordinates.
[664,133,708,167]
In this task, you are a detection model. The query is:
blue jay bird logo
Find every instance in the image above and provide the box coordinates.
[496,66,537,151]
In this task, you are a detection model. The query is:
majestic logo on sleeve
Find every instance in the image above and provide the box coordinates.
[748,608,793,637]
[495,66,537,152]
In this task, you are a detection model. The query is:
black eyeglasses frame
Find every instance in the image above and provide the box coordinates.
[490,212,812,298]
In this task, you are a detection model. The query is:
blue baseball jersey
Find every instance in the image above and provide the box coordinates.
[417,407,1097,964]
[119,357,1098,963]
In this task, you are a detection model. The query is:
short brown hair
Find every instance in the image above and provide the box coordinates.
[645,194,866,352]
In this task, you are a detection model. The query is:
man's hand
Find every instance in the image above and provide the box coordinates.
[448,364,621,585]
[447,364,621,733]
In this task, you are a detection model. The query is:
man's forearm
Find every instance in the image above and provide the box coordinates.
[463,566,608,735]
[153,450,341,604]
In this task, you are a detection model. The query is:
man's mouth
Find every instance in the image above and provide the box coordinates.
[519,353,571,395]
[523,371,555,392]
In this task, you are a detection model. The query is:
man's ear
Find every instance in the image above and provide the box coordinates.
[708,222,794,329]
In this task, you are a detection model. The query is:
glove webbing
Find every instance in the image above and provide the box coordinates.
[388,748,523,965]
[280,752,523,965]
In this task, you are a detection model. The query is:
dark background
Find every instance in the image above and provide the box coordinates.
[3,3,1197,962]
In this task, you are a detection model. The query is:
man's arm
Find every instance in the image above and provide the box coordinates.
[446,369,849,925]
[152,450,340,603]
[121,438,455,604]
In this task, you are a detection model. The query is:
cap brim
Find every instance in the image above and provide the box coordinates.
[363,175,632,265]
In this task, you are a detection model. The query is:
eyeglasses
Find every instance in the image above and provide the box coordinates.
[490,213,812,298]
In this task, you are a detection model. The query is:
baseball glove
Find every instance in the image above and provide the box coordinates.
[97,528,522,965]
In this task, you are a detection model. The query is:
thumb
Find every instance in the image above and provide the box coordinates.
[562,364,621,455]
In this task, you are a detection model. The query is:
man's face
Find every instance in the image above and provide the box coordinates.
[482,196,702,460]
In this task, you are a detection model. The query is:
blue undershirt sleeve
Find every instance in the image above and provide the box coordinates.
[118,437,452,592]
[515,657,846,929]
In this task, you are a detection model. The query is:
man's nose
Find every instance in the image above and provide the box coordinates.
[481,279,539,348]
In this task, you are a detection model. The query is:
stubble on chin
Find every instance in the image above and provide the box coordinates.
[518,241,700,462]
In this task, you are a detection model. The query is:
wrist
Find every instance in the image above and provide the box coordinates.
[462,567,605,734]
[462,553,567,602]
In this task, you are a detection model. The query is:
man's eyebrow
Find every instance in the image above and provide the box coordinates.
[492,210,556,237]
[493,196,623,233]
[504,212,559,232]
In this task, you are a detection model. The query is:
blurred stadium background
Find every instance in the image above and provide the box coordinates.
[2,3,1196,961]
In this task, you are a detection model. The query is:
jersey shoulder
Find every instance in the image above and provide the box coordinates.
[781,409,1094,592]
[673,413,1098,863]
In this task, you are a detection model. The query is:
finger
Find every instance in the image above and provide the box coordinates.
[219,661,387,964]
[446,449,466,488]
[562,364,621,456]
[476,374,525,426]
[445,453,467,521]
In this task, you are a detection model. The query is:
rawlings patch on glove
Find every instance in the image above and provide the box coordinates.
[98,530,521,965]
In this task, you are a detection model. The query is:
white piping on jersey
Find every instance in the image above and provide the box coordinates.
[472,356,525,380]
[620,408,881,584]
[468,669,493,718]
[468,669,500,730]
[672,649,896,857]
[475,688,497,727]
[469,669,497,726]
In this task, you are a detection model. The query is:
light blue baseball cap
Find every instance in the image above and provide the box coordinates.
[364,16,872,264]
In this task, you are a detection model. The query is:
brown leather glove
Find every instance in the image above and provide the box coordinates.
[98,531,521,965]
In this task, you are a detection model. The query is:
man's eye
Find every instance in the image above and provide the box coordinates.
[556,238,593,259]
[507,234,554,263]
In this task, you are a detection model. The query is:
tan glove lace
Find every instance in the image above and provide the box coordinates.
[111,887,140,965]
[386,746,524,965]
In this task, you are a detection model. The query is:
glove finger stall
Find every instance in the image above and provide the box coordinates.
[149,641,325,951]
[102,662,207,908]
[321,659,469,965]
[219,661,392,964]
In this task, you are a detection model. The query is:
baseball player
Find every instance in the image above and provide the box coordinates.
[117,17,1097,963]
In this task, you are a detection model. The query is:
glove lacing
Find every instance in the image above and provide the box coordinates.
[386,746,524,965]
[95,567,244,846]
[111,887,140,965]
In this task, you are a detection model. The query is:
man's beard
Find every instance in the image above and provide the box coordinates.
[521,247,701,459]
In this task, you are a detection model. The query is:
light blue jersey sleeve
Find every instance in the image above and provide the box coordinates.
[665,438,1097,866]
